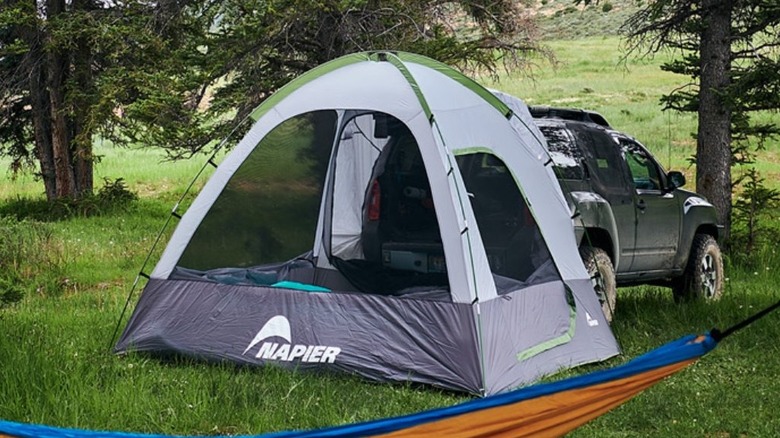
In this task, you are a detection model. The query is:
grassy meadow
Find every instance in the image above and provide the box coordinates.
[2,35,780,437]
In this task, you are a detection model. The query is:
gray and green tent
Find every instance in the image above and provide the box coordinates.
[115,51,619,396]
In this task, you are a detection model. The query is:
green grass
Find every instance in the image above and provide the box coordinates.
[491,38,702,171]
[2,36,780,437]
[572,282,780,437]
[0,290,460,435]
[0,142,213,201]
[490,37,780,188]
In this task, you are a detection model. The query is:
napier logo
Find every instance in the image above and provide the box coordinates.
[243,315,341,363]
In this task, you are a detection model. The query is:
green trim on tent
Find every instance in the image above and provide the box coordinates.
[249,53,371,121]
[250,50,511,124]
[452,146,493,156]
[517,287,577,362]
[433,124,489,396]
[369,52,433,120]
[396,52,513,118]
[441,142,481,296]
[450,148,578,361]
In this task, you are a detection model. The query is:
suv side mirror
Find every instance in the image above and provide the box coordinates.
[668,171,686,189]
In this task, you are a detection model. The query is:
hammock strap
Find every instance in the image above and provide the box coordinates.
[711,298,780,342]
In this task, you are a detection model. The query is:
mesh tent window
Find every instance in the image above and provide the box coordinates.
[455,152,560,289]
[177,110,337,271]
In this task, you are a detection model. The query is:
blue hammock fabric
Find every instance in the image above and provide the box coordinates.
[0,333,717,438]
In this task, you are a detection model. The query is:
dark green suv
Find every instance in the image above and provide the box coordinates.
[531,107,724,322]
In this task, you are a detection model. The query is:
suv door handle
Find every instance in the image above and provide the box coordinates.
[636,199,646,211]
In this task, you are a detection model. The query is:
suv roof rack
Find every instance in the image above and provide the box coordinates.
[529,106,611,128]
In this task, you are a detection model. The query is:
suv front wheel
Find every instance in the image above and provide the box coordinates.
[673,234,724,302]
[580,246,617,323]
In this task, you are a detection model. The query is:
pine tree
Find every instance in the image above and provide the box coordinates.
[622,0,780,242]
[1,0,542,199]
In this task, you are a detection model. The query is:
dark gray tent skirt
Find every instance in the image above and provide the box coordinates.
[115,278,483,393]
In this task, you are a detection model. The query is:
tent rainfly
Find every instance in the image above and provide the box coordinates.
[115,51,619,396]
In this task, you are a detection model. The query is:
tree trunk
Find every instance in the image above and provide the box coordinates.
[48,52,76,199]
[72,3,94,197]
[30,62,58,201]
[25,22,57,200]
[47,0,77,199]
[697,0,732,242]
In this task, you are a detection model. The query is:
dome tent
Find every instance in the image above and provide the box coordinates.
[115,51,619,396]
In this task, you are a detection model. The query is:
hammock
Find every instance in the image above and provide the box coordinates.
[2,300,777,438]
[0,333,715,438]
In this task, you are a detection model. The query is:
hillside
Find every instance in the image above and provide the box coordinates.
[531,0,640,40]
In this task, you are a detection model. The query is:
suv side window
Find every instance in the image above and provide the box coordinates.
[567,124,634,204]
[537,124,586,180]
[619,138,663,191]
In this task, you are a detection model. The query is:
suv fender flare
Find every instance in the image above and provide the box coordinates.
[569,191,621,270]
[676,194,720,268]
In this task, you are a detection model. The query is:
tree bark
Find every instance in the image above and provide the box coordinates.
[24,19,57,200]
[72,1,94,197]
[47,0,77,199]
[697,0,732,242]
[30,61,58,201]
[48,53,76,199]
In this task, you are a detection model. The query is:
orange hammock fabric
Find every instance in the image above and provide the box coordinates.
[379,360,696,438]
[0,334,716,438]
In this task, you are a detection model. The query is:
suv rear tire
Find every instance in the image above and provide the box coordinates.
[673,234,723,302]
[580,246,617,323]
